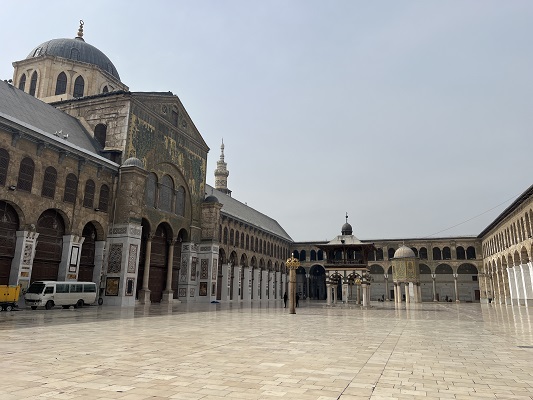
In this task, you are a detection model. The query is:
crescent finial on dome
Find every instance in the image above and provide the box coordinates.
[76,20,85,41]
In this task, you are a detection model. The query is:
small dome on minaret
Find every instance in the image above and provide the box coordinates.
[214,139,231,196]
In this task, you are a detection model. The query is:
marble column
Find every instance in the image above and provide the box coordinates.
[139,234,153,304]
[162,239,176,303]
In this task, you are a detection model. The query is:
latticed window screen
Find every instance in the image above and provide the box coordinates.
[55,72,67,95]
[17,157,35,192]
[83,180,95,208]
[18,74,26,91]
[29,71,37,96]
[98,184,110,212]
[63,173,78,203]
[0,148,9,186]
[159,175,174,212]
[73,75,84,98]
[41,167,57,198]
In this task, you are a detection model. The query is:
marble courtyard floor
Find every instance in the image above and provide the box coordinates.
[1,301,532,400]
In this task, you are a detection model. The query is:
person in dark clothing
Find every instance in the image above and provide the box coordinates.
[296,293,300,307]
[283,292,288,308]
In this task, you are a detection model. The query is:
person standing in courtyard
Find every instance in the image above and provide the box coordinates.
[283,292,288,308]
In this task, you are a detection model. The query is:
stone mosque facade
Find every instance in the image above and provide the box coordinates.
[1,23,532,308]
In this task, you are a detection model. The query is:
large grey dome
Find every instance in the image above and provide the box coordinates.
[394,245,416,259]
[26,37,121,80]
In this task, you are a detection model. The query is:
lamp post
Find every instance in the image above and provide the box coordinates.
[286,255,300,314]
[453,272,459,302]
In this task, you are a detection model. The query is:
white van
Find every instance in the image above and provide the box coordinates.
[24,281,98,310]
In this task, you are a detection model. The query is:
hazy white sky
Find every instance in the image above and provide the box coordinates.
[2,1,532,242]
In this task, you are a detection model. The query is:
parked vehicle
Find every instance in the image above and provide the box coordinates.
[0,285,21,311]
[24,281,97,310]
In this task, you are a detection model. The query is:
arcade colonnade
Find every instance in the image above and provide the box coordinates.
[291,263,480,303]
[483,246,533,306]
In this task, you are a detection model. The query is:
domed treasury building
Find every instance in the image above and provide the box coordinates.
[1,22,533,309]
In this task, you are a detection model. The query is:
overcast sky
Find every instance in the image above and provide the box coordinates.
[2,1,532,242]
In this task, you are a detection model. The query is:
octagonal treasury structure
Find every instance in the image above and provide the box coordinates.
[391,245,421,303]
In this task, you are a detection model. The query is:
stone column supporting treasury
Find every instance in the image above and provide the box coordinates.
[393,282,398,303]
[326,283,331,305]
[362,283,368,306]
[384,274,390,301]
[431,273,437,301]
[306,273,310,299]
[286,256,299,314]
[162,239,176,303]
[139,234,153,304]
[342,283,349,303]
[404,283,410,304]
[453,273,460,302]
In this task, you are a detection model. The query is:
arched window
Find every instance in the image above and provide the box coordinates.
[235,230,239,247]
[18,74,26,91]
[41,167,57,198]
[63,173,78,203]
[255,237,258,252]
[419,247,428,259]
[218,225,222,242]
[83,179,96,208]
[410,247,418,257]
[310,250,317,261]
[98,184,110,212]
[17,157,35,192]
[0,148,9,186]
[432,247,442,260]
[376,248,384,260]
[388,248,395,259]
[246,235,249,250]
[159,175,173,212]
[94,124,107,148]
[145,173,157,207]
[29,71,38,96]
[300,250,306,261]
[175,186,185,216]
[223,228,228,244]
[456,246,466,260]
[55,72,67,95]
[102,86,109,93]
[317,250,324,260]
[240,233,244,249]
[73,75,84,98]
[442,247,451,260]
[466,246,476,260]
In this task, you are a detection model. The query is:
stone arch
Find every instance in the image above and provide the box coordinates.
[369,264,384,274]
[520,246,529,264]
[457,263,478,274]
[435,264,452,274]
[219,248,227,265]
[32,209,67,282]
[0,201,20,284]
[419,264,431,274]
